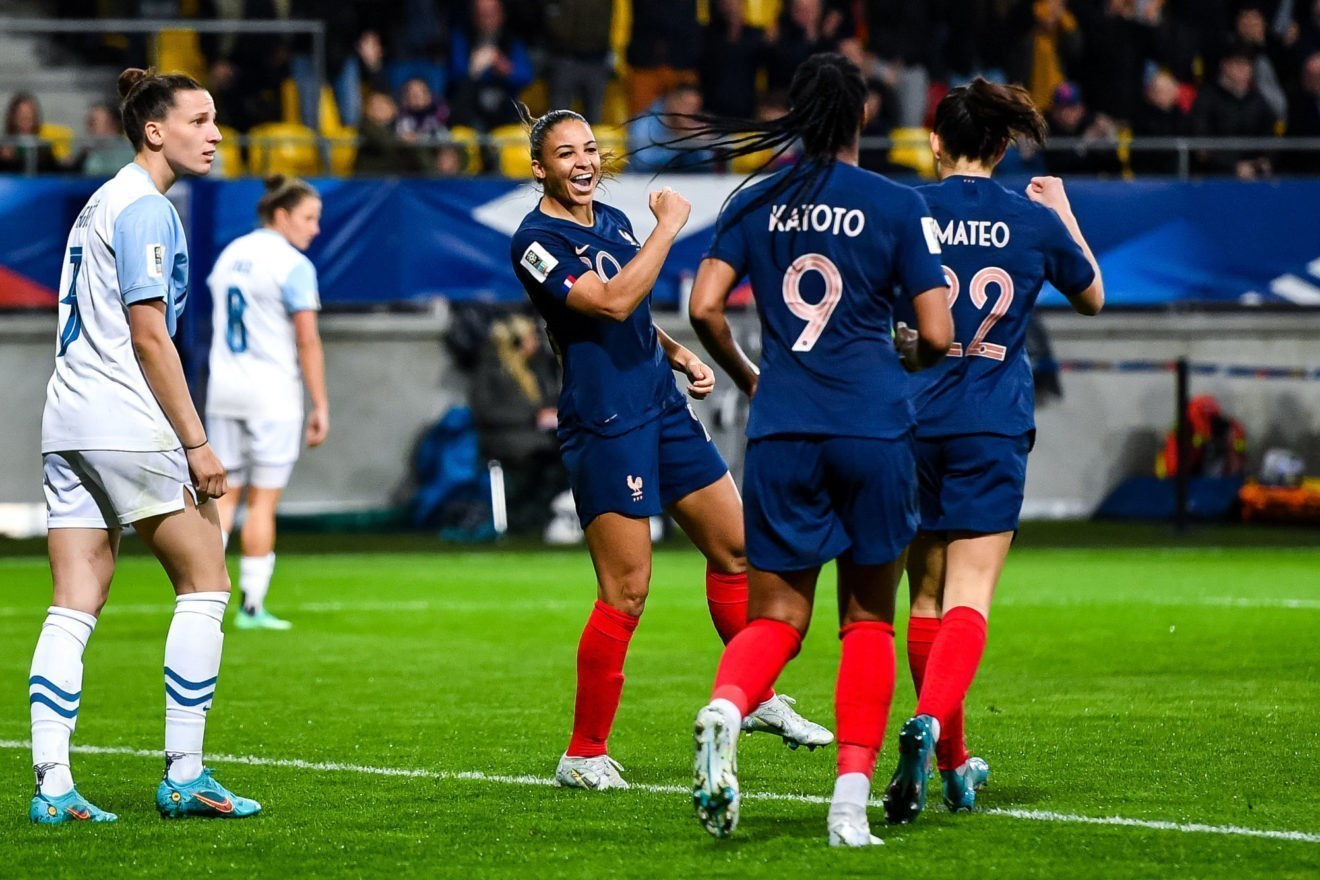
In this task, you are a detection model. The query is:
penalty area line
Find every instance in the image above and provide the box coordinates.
[0,740,1315,844]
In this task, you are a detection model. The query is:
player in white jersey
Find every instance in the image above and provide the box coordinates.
[206,175,328,631]
[29,67,260,824]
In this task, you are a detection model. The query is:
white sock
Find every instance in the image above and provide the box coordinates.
[239,553,275,614]
[29,606,97,797]
[220,529,230,550]
[709,697,742,728]
[830,772,871,810]
[164,591,228,784]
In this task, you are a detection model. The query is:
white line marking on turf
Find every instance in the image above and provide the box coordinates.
[0,740,1315,844]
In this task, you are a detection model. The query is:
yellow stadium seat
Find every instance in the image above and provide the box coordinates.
[601,78,629,126]
[888,126,936,179]
[247,121,321,177]
[448,126,484,175]
[214,124,245,178]
[324,126,357,177]
[281,79,302,125]
[519,79,549,117]
[594,124,628,172]
[731,145,779,175]
[317,86,343,134]
[154,29,207,83]
[38,123,75,162]
[490,123,532,177]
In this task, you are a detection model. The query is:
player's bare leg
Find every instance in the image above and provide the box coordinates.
[231,485,290,630]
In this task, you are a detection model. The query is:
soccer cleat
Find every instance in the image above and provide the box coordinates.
[233,608,292,631]
[553,754,629,790]
[742,694,834,750]
[941,755,990,812]
[693,703,740,838]
[882,714,937,825]
[157,768,262,818]
[30,787,117,824]
[827,803,883,847]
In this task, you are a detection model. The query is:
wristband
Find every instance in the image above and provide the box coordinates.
[184,439,208,450]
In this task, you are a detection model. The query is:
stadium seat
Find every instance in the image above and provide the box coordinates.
[448,126,484,175]
[731,142,778,175]
[38,123,75,162]
[595,125,628,171]
[889,126,936,179]
[214,124,245,178]
[520,79,549,117]
[490,124,532,178]
[601,78,629,126]
[154,29,207,82]
[247,121,321,177]
[315,86,357,177]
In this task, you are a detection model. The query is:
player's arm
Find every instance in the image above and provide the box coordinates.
[1027,176,1104,316]
[128,300,226,498]
[688,256,759,397]
[565,188,691,322]
[903,286,955,371]
[656,325,715,400]
[293,310,329,447]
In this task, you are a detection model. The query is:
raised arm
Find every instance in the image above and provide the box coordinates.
[1027,176,1105,316]
[688,257,759,397]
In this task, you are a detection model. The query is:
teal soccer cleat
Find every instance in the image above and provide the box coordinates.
[157,768,262,819]
[882,714,938,825]
[233,608,292,631]
[941,756,990,812]
[30,787,117,824]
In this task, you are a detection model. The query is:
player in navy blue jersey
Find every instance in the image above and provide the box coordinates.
[508,107,832,792]
[680,53,954,845]
[881,78,1104,826]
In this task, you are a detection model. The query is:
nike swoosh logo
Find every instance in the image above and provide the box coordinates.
[193,792,234,813]
[574,245,589,255]
[66,806,91,819]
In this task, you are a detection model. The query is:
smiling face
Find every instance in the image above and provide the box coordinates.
[532,118,600,209]
[272,196,322,251]
[143,88,221,176]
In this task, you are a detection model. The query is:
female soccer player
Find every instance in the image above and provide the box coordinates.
[684,52,954,845]
[882,78,1104,824]
[28,67,259,824]
[207,174,329,631]
[509,107,832,791]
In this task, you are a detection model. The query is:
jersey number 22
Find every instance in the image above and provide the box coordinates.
[942,264,1013,361]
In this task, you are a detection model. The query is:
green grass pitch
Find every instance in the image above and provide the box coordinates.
[1,528,1317,878]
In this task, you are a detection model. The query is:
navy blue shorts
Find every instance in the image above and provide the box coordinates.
[914,432,1033,534]
[559,402,729,528]
[743,434,919,572]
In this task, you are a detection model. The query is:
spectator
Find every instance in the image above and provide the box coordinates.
[1076,0,1163,125]
[0,93,61,174]
[198,0,288,132]
[766,0,845,92]
[861,0,935,127]
[76,102,135,177]
[1234,3,1291,121]
[1130,68,1190,174]
[626,0,702,114]
[397,77,450,141]
[1029,0,1083,111]
[1042,81,1124,175]
[470,314,567,537]
[1285,51,1320,172]
[355,92,423,175]
[700,0,771,119]
[1191,39,1280,178]
[448,0,534,131]
[627,83,713,172]
[544,0,614,123]
[857,78,902,173]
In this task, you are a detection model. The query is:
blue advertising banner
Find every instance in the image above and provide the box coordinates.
[3,174,1319,311]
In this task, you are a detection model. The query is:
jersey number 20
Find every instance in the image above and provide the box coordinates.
[225,285,248,353]
[782,253,843,352]
[942,265,1013,361]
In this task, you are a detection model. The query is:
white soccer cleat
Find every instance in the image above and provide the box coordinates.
[693,703,741,838]
[743,694,835,750]
[827,803,884,847]
[553,753,629,790]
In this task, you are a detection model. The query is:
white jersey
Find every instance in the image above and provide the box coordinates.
[41,162,190,453]
[206,228,320,420]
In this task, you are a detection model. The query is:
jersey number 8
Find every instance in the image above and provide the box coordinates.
[782,252,843,352]
[225,285,248,354]
[942,264,1013,361]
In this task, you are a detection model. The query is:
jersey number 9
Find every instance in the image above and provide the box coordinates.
[782,253,843,352]
[942,265,1013,361]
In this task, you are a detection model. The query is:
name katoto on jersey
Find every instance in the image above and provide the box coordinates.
[768,203,867,237]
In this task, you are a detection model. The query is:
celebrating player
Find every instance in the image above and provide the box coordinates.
[29,67,259,824]
[882,78,1104,824]
[683,53,953,845]
[509,107,832,791]
[207,175,329,631]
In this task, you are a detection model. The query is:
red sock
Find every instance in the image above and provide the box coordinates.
[711,618,801,717]
[835,621,896,778]
[566,601,640,758]
[705,567,776,705]
[909,615,968,770]
[915,606,986,769]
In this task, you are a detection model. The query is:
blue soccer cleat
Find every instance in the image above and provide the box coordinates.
[882,714,937,825]
[941,756,990,812]
[157,768,262,819]
[30,787,118,824]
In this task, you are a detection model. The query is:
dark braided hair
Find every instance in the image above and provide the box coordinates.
[932,78,1046,167]
[118,67,205,152]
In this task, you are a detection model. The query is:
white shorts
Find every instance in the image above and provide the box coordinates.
[44,449,196,529]
[207,415,302,489]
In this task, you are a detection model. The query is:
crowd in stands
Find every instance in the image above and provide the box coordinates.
[9,0,1320,178]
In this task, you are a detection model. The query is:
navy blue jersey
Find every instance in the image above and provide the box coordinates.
[511,202,683,436]
[898,176,1095,438]
[708,161,947,440]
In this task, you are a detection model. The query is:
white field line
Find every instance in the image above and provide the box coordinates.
[0,740,1315,844]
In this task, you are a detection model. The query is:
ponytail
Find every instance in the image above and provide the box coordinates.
[932,78,1046,166]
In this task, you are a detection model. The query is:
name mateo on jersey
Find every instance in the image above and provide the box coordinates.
[768,203,866,237]
[935,219,1011,248]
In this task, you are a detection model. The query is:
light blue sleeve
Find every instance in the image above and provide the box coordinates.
[113,196,180,306]
[280,258,320,313]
